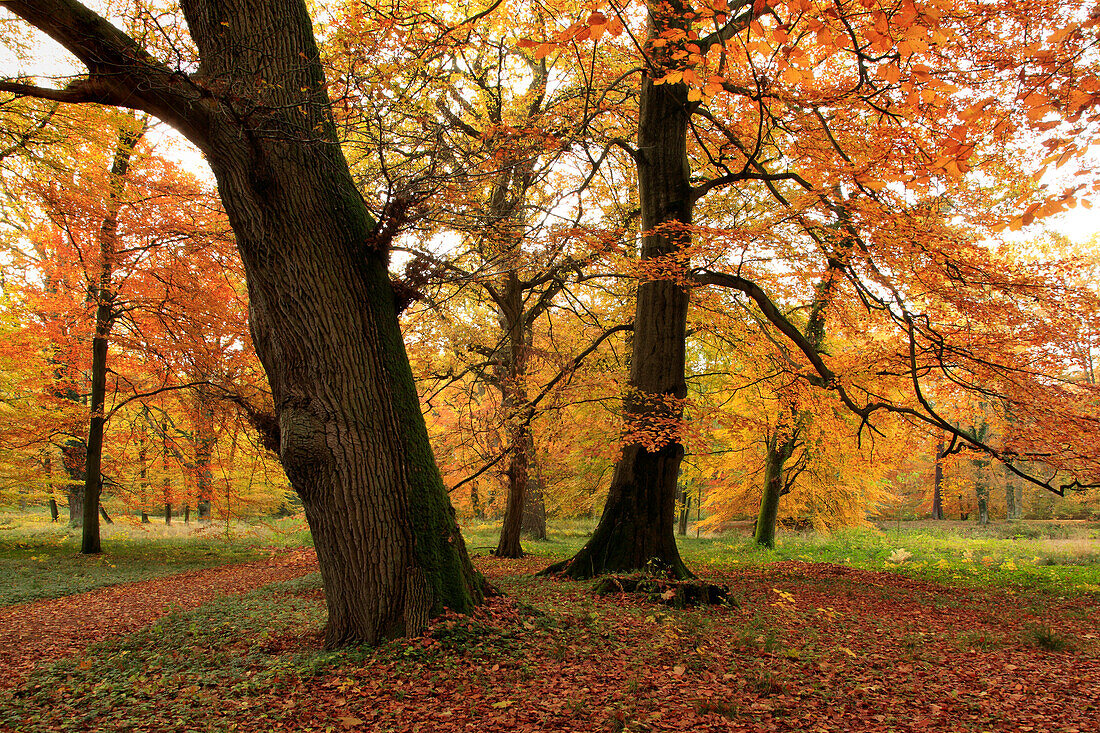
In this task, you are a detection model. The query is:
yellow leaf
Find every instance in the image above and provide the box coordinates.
[491,700,514,709]
[687,87,703,102]
[838,646,857,657]
[338,716,364,728]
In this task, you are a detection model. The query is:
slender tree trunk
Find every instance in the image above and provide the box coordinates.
[81,121,143,555]
[495,275,532,557]
[48,499,59,522]
[545,26,693,578]
[184,504,190,524]
[677,484,690,536]
[162,418,172,525]
[80,314,109,554]
[61,441,85,526]
[932,439,945,520]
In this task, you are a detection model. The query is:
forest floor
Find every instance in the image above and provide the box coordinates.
[1,534,1098,732]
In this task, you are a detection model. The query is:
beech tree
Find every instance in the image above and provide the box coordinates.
[0,0,482,647]
[539,0,1100,578]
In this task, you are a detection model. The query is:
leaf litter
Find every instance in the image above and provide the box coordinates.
[1,553,1097,732]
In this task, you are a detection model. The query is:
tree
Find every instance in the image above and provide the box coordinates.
[0,0,482,647]
[542,0,1100,577]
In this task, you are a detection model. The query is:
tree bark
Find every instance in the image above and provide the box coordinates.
[754,432,796,548]
[48,499,59,522]
[545,19,693,578]
[61,440,85,527]
[5,0,484,647]
[80,121,143,555]
[521,477,547,540]
[677,484,690,536]
[932,439,945,520]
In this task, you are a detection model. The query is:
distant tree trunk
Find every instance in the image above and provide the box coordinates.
[932,439,945,520]
[193,400,215,522]
[45,454,59,522]
[161,422,172,525]
[1003,463,1022,520]
[677,484,690,536]
[470,484,483,519]
[751,263,838,547]
[98,505,113,524]
[81,121,144,555]
[494,279,532,557]
[139,422,150,523]
[754,432,796,548]
[545,48,693,579]
[521,474,547,540]
[61,440,85,527]
[974,459,990,526]
[184,504,190,524]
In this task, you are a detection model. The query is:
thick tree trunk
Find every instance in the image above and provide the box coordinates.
[1,0,482,648]
[932,440,945,520]
[545,47,692,579]
[178,0,482,646]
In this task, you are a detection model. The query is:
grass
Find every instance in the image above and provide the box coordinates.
[460,517,1100,598]
[0,510,312,607]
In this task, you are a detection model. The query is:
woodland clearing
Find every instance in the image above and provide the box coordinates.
[0,519,1097,732]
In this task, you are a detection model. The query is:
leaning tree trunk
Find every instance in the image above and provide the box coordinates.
[180,0,482,646]
[544,31,693,579]
[2,0,482,648]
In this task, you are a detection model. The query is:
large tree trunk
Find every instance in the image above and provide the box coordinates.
[545,25,692,579]
[180,0,482,646]
[2,0,482,648]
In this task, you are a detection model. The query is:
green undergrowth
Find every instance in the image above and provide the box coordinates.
[0,512,312,606]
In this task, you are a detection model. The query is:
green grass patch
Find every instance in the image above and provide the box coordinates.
[0,512,311,606]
